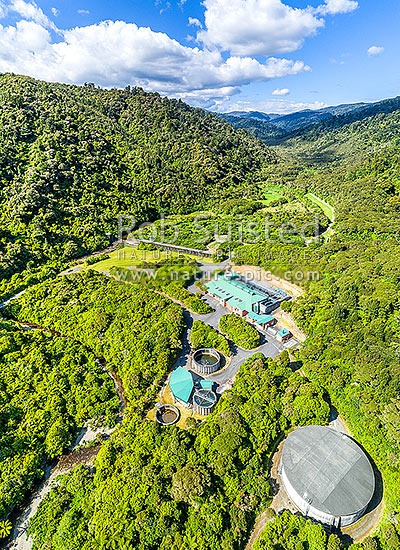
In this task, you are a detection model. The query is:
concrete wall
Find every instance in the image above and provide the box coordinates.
[193,402,215,415]
[281,465,365,528]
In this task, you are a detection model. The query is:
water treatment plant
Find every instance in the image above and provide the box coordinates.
[280,426,375,528]
[205,272,289,325]
[157,268,297,427]
[168,365,219,415]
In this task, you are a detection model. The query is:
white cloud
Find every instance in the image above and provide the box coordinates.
[51,7,59,16]
[0,20,51,64]
[196,0,359,57]
[158,2,171,15]
[368,45,384,56]
[0,0,356,110]
[173,86,240,109]
[0,2,8,18]
[188,17,202,28]
[10,0,57,30]
[0,19,309,102]
[330,57,344,65]
[317,0,358,15]
[272,88,290,96]
[197,0,325,56]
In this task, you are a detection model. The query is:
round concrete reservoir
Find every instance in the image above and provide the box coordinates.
[155,404,180,426]
[192,348,221,375]
[281,426,375,528]
[193,389,217,415]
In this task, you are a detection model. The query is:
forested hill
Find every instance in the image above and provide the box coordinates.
[0,73,274,278]
[3,75,400,549]
[277,96,400,165]
[222,95,400,161]
[220,114,286,143]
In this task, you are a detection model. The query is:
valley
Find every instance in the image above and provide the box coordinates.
[0,74,399,550]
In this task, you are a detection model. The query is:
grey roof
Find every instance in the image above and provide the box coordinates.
[282,426,375,517]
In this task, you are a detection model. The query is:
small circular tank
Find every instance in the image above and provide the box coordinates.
[193,389,218,415]
[155,404,180,426]
[192,348,221,374]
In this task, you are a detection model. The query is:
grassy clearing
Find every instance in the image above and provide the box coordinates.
[262,187,285,205]
[84,247,213,273]
[305,193,335,222]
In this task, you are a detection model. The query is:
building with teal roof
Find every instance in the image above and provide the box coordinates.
[277,328,292,342]
[200,379,214,390]
[205,275,266,315]
[205,273,287,317]
[169,367,194,405]
[247,311,275,328]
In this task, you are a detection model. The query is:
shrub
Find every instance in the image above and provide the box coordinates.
[264,508,276,520]
[86,253,110,266]
[190,320,231,356]
[219,314,260,349]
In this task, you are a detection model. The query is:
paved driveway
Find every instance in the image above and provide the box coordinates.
[208,331,284,391]
[176,285,289,394]
[59,266,84,276]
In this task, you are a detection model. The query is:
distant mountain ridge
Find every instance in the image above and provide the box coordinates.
[224,102,370,126]
[224,111,280,122]
[219,96,400,141]
[268,102,370,129]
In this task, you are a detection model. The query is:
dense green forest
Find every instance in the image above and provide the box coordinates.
[7,271,185,407]
[109,258,214,314]
[223,96,400,156]
[253,510,343,550]
[190,320,231,356]
[1,75,400,548]
[0,319,119,517]
[130,199,330,250]
[26,353,329,549]
[278,107,400,166]
[231,105,400,548]
[220,114,285,143]
[0,73,274,280]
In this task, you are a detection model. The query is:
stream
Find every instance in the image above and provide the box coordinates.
[2,259,299,548]
[2,320,127,550]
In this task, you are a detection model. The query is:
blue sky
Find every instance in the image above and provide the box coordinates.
[0,0,398,113]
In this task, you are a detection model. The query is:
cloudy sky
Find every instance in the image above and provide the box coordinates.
[0,0,398,113]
